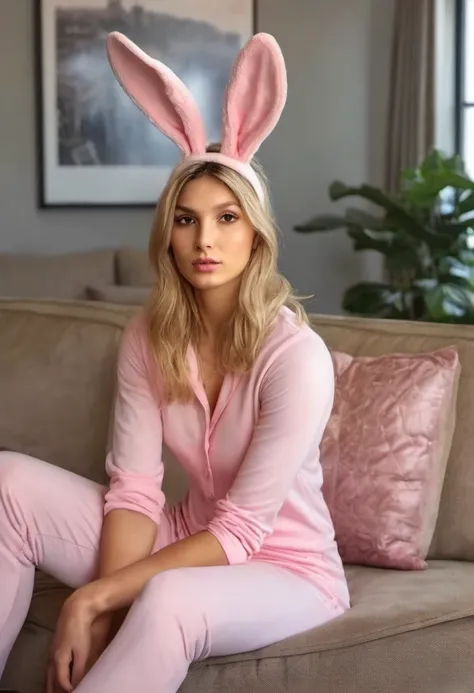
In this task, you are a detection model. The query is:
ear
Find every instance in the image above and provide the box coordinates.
[221,33,287,162]
[106,32,207,157]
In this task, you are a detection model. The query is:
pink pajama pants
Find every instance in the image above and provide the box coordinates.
[0,452,340,693]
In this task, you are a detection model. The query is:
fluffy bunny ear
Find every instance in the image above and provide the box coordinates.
[106,32,207,157]
[221,33,287,162]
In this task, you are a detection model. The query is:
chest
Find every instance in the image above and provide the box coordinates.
[200,361,225,416]
[162,375,256,496]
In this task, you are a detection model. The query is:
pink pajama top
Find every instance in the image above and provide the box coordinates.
[104,307,350,613]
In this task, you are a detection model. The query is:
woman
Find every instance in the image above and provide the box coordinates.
[0,32,350,693]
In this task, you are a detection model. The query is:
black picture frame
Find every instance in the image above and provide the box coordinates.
[35,0,257,209]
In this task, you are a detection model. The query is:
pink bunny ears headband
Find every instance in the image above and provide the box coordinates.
[105,31,288,202]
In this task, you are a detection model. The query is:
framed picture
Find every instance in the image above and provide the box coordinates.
[35,0,256,208]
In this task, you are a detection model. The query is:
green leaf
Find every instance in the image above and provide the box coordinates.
[459,191,474,215]
[294,214,347,232]
[433,217,474,237]
[438,256,474,289]
[346,226,396,254]
[459,210,474,224]
[424,283,474,322]
[435,171,474,190]
[413,278,438,292]
[443,153,467,175]
[400,183,440,209]
[345,227,420,276]
[420,149,445,176]
[400,168,418,184]
[419,150,467,178]
[328,182,451,248]
[386,247,421,276]
[401,172,474,211]
[345,208,387,230]
[459,249,474,266]
[342,282,404,318]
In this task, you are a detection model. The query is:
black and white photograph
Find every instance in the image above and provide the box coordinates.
[37,0,256,207]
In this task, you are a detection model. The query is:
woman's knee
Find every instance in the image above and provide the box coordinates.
[139,569,197,613]
[0,452,38,502]
[136,570,208,658]
[138,569,207,628]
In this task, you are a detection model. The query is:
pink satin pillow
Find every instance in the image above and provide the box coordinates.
[321,346,460,570]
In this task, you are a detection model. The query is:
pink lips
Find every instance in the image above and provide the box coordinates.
[192,259,221,273]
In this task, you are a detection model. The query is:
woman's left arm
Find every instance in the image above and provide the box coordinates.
[70,332,334,619]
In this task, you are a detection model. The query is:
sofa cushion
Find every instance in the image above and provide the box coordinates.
[116,247,155,287]
[86,284,151,305]
[182,615,474,693]
[8,563,473,693]
[0,300,135,484]
[0,620,52,693]
[23,562,474,693]
[0,249,116,299]
[309,313,474,562]
[6,595,473,693]
[321,346,460,570]
[5,602,474,693]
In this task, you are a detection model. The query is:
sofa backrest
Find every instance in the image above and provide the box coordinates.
[309,313,474,562]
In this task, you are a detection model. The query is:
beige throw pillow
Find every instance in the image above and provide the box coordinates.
[86,284,150,306]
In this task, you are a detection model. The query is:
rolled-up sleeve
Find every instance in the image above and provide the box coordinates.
[104,314,165,523]
[207,332,335,564]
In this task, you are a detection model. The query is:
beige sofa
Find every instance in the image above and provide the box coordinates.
[0,248,153,304]
[1,299,473,693]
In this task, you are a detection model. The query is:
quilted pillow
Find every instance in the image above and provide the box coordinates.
[321,346,460,570]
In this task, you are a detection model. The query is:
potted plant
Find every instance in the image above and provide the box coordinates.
[294,150,474,323]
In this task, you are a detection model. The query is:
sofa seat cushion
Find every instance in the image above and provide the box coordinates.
[7,562,474,693]
[28,561,474,651]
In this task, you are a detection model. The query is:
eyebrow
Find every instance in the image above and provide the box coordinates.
[175,201,240,213]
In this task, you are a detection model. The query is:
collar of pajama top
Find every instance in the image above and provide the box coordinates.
[103,306,350,610]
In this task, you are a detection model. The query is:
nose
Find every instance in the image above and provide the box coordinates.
[194,217,215,250]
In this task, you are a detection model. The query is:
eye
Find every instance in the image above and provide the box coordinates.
[175,215,195,225]
[220,212,238,223]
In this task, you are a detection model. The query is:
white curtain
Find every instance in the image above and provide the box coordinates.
[385,0,436,193]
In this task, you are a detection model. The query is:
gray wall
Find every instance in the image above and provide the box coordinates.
[0,0,394,314]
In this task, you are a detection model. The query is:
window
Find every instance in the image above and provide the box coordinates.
[456,0,474,176]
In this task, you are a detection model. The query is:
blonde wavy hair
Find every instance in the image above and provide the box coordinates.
[143,145,309,402]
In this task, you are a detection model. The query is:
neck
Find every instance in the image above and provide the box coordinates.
[195,283,239,344]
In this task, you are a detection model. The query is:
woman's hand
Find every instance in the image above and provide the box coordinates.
[83,612,115,676]
[46,582,110,692]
